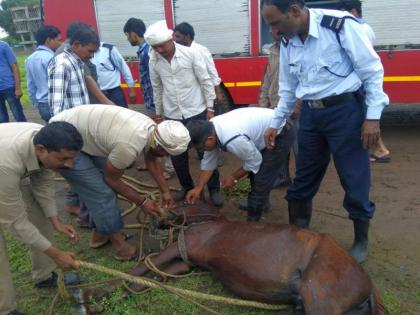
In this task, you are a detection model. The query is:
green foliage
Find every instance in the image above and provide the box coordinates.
[382,290,402,315]
[16,54,31,106]
[0,0,40,41]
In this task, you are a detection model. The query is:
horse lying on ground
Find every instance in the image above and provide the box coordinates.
[128,202,388,315]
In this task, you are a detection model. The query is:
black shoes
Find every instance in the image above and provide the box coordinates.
[238,199,272,213]
[209,190,224,207]
[172,187,190,201]
[350,219,370,263]
[35,271,81,289]
[288,199,312,229]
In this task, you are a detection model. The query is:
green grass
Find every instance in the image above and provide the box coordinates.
[5,229,285,315]
[16,54,31,107]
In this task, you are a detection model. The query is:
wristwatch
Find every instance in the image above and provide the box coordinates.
[207,107,215,112]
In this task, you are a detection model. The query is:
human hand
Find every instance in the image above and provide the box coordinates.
[15,87,23,98]
[264,128,278,150]
[185,188,202,204]
[46,247,79,270]
[361,120,380,149]
[161,191,175,209]
[221,177,236,190]
[206,110,214,120]
[142,199,162,216]
[51,218,78,244]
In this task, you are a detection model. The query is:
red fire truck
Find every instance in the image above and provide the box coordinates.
[43,0,420,106]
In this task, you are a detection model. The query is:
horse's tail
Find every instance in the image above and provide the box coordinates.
[371,286,390,315]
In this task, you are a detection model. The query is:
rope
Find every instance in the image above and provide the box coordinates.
[70,260,289,311]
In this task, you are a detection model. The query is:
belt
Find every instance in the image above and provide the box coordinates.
[305,92,356,109]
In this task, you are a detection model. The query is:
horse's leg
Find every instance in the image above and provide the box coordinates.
[128,242,180,277]
[299,235,372,315]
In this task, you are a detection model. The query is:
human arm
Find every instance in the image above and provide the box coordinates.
[11,63,22,98]
[264,46,299,149]
[341,20,389,148]
[221,166,248,189]
[30,169,78,243]
[103,158,161,216]
[144,151,174,210]
[149,59,164,119]
[112,47,136,103]
[84,75,114,105]
[25,60,38,105]
[192,50,216,112]
[186,149,218,204]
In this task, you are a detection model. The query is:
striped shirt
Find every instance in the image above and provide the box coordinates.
[48,48,90,116]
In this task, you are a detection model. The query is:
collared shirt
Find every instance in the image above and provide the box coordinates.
[271,8,389,129]
[91,42,134,90]
[149,42,216,119]
[25,45,55,106]
[0,40,17,90]
[190,41,221,86]
[259,42,280,108]
[358,18,376,46]
[50,105,156,170]
[201,107,284,174]
[137,41,155,113]
[0,123,58,252]
[48,48,90,116]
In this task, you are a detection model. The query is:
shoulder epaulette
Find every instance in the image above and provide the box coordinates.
[281,37,289,47]
[101,43,117,71]
[320,15,360,46]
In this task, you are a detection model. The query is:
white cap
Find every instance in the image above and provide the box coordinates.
[155,120,190,156]
[144,20,173,46]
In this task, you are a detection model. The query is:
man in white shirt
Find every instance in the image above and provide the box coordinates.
[145,20,223,207]
[91,42,136,107]
[185,108,295,221]
[173,22,224,105]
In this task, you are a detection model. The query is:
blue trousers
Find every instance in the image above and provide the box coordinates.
[59,152,124,235]
[287,96,375,221]
[0,87,27,122]
[103,86,127,108]
[36,102,52,123]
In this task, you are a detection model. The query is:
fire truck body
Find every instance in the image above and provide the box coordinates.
[43,0,420,105]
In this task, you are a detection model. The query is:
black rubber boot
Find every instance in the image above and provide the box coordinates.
[247,209,263,222]
[350,219,369,263]
[288,199,312,229]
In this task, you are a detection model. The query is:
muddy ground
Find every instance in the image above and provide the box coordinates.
[22,106,420,313]
[122,125,420,314]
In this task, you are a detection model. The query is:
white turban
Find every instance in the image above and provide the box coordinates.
[155,121,190,156]
[144,20,173,46]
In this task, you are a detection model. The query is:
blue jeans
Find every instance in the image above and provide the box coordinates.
[59,152,124,235]
[36,102,52,123]
[287,96,375,221]
[0,87,27,123]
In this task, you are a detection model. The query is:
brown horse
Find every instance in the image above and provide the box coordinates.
[129,202,388,315]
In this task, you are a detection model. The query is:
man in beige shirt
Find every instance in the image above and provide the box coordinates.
[145,21,222,207]
[0,122,83,315]
[50,105,190,261]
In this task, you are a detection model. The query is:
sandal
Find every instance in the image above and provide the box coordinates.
[89,233,133,249]
[113,248,140,262]
[370,154,391,163]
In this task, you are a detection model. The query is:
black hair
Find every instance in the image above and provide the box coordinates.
[34,122,83,152]
[69,25,99,46]
[261,0,306,12]
[338,0,362,17]
[174,22,195,40]
[123,18,146,37]
[186,120,215,147]
[35,25,60,46]
[66,21,86,38]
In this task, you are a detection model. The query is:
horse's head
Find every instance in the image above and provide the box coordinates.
[158,200,225,228]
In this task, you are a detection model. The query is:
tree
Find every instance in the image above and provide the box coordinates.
[0,0,40,41]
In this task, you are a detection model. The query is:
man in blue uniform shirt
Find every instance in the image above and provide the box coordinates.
[261,0,389,263]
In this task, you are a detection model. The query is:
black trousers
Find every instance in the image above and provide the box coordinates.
[167,110,220,192]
